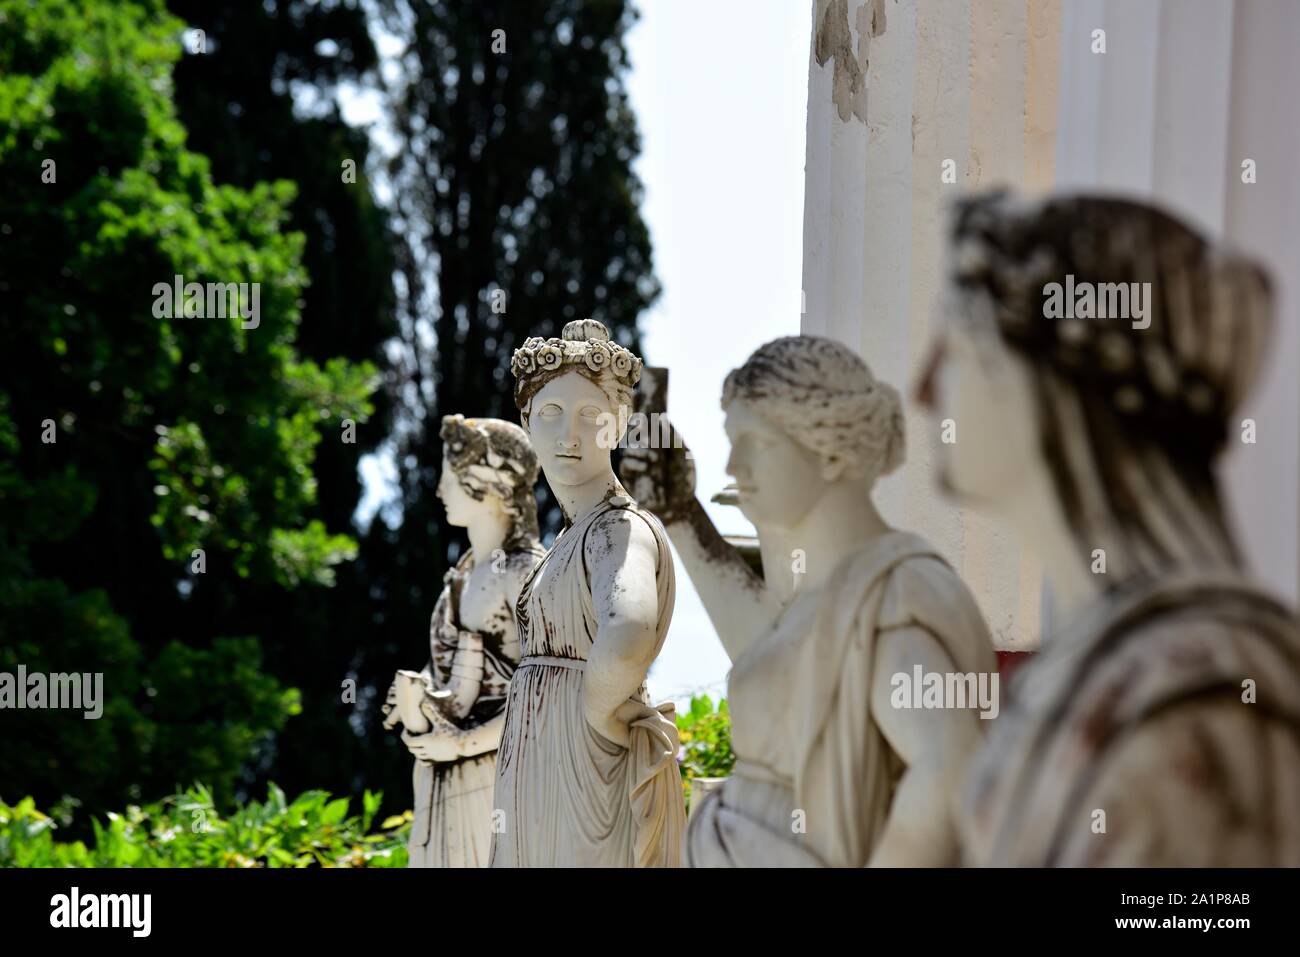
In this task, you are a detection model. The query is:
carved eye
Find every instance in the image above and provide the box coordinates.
[579,405,601,419]
[539,403,562,417]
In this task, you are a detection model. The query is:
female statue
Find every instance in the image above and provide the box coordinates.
[623,336,997,866]
[918,191,1300,865]
[383,414,544,867]
[489,319,684,868]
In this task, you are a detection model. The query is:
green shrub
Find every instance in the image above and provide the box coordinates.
[675,694,734,810]
[0,784,410,868]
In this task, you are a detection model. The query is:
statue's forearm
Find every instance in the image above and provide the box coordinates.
[866,760,959,867]
[451,711,505,759]
[584,621,654,719]
[439,633,484,720]
[666,498,779,660]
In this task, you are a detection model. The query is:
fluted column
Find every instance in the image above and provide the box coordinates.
[801,0,1061,650]
[1055,0,1300,603]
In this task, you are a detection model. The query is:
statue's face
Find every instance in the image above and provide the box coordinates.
[919,286,1042,508]
[724,398,825,531]
[526,372,614,489]
[436,458,499,528]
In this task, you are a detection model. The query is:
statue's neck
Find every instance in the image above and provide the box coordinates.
[1003,471,1098,636]
[550,469,621,528]
[758,481,891,604]
[466,510,511,567]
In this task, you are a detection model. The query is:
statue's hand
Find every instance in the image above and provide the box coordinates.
[401,729,461,764]
[381,678,401,729]
[620,416,697,525]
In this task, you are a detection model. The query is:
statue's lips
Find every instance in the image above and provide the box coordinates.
[554,453,582,460]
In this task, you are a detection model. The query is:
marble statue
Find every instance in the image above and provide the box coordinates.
[382,415,544,867]
[489,319,685,868]
[918,190,1300,865]
[622,335,998,867]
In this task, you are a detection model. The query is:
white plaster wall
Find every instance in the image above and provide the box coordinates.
[801,0,1061,650]
[802,0,1297,648]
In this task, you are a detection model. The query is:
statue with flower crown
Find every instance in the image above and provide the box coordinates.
[382,415,544,867]
[489,319,685,868]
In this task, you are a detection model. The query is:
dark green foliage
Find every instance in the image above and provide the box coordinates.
[162,0,403,815]
[0,0,659,829]
[0,0,375,823]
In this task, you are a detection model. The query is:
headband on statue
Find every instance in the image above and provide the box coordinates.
[510,319,643,410]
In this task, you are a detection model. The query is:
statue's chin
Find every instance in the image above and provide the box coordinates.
[740,502,788,534]
[543,463,591,489]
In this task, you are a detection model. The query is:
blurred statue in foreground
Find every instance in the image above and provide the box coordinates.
[490,320,684,867]
[918,191,1300,865]
[383,415,543,867]
[624,336,997,866]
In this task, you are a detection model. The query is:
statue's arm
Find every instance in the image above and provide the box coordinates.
[583,511,662,747]
[455,711,506,758]
[867,626,985,867]
[422,570,482,721]
[434,553,533,719]
[438,632,484,721]
[620,418,783,659]
[402,710,506,763]
[662,499,781,662]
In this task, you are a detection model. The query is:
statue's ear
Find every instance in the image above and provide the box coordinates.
[821,458,848,483]
[823,456,870,485]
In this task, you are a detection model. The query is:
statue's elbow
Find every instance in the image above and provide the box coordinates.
[600,620,657,671]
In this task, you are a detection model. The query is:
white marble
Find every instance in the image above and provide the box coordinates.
[489,320,685,867]
[925,191,1300,865]
[624,335,997,866]
[382,415,543,867]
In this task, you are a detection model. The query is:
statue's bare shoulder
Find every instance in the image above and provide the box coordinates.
[584,505,660,573]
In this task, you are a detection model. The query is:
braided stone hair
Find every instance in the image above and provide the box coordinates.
[721,335,906,483]
[440,415,541,551]
[947,190,1274,580]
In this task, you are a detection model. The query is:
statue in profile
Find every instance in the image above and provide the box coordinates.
[383,414,543,867]
[918,191,1300,865]
[624,335,997,866]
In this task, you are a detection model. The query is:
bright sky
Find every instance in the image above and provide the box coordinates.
[625,1,810,704]
[347,1,812,706]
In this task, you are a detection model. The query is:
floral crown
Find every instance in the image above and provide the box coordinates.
[510,319,643,403]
